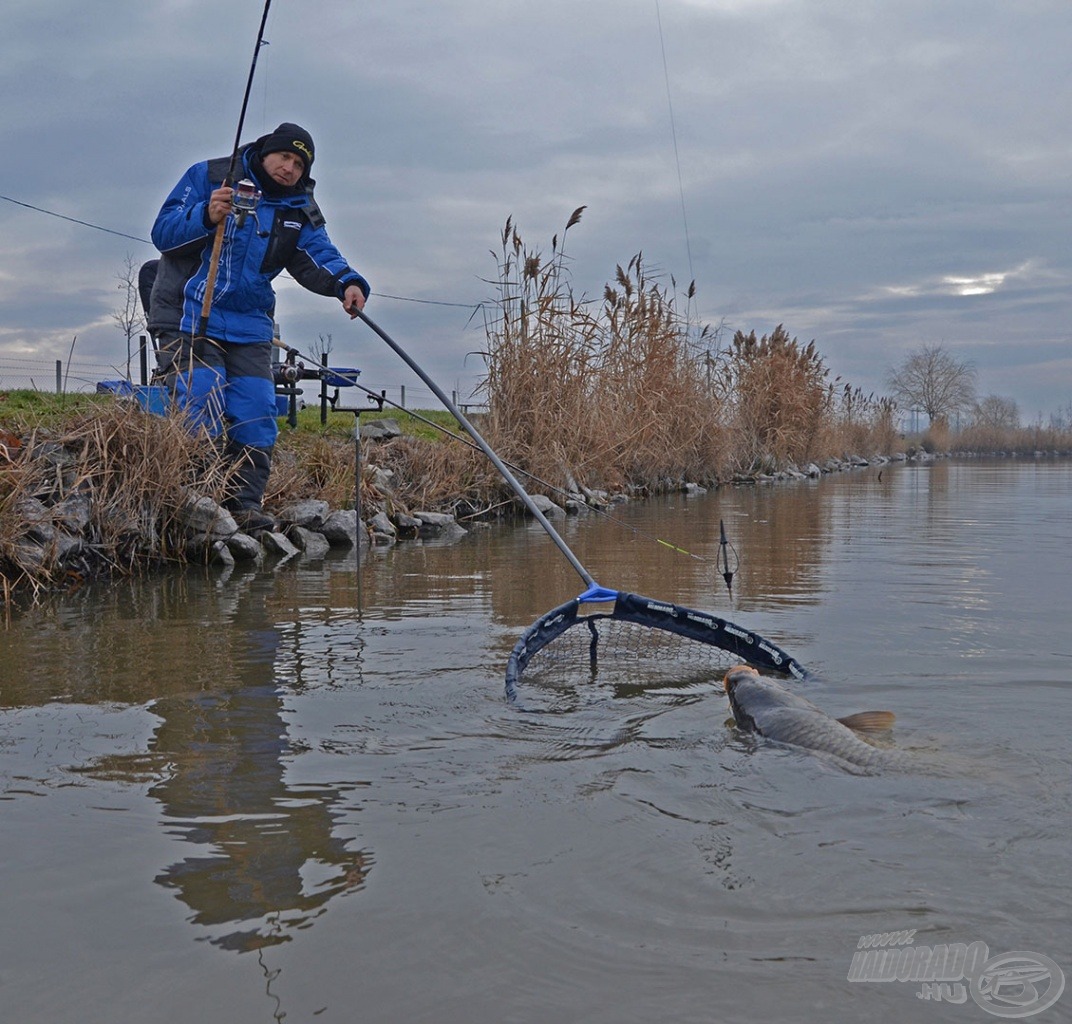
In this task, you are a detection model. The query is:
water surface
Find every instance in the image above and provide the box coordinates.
[1,459,1069,1023]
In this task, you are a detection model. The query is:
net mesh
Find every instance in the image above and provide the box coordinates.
[506,591,807,700]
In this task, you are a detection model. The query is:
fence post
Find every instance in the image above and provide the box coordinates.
[55,360,62,394]
[320,352,329,425]
[139,334,149,386]
[400,385,405,409]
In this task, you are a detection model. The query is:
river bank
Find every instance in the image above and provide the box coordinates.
[0,397,874,606]
[3,392,1067,610]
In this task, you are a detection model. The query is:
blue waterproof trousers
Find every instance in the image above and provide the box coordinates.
[162,333,278,510]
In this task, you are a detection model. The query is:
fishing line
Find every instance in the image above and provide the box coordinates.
[1,194,483,313]
[0,195,150,244]
[654,0,695,290]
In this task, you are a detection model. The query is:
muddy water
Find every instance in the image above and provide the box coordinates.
[1,459,1069,1023]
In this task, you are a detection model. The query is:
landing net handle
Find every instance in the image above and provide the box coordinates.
[505,591,808,700]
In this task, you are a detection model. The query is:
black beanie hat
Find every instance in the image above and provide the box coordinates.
[259,122,315,170]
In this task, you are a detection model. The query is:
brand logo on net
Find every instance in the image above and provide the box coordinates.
[847,933,1064,1018]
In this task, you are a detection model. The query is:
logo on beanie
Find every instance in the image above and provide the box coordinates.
[293,140,313,164]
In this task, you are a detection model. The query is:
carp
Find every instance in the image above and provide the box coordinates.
[723,664,906,771]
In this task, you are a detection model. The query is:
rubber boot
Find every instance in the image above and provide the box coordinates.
[223,442,275,533]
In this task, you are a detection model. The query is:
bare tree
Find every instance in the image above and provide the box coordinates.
[312,333,334,363]
[972,394,1020,431]
[886,343,976,426]
[112,252,147,382]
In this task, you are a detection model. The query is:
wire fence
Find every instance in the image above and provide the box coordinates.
[0,356,124,394]
[0,348,488,415]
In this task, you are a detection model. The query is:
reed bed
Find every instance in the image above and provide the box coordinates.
[825,385,902,461]
[479,220,928,483]
[479,213,729,493]
[5,217,1070,606]
[720,326,828,470]
[952,422,1072,455]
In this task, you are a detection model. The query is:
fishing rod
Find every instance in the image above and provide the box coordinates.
[196,0,274,341]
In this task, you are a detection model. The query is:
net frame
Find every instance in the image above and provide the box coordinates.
[505,590,808,700]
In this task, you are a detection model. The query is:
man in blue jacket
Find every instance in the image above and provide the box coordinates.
[150,122,370,532]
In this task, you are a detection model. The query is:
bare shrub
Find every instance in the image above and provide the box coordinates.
[887,343,976,424]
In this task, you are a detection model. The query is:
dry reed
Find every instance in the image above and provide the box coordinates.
[713,325,832,471]
[479,214,730,492]
[826,385,903,460]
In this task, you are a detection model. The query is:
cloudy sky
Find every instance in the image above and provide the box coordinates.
[2,0,1070,421]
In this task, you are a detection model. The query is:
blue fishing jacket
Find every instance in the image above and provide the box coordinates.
[149,145,370,342]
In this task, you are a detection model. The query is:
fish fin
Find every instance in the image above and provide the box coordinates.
[838,711,896,733]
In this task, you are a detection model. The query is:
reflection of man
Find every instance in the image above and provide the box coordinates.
[147,594,368,952]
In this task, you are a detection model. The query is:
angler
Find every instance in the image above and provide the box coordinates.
[149,122,371,532]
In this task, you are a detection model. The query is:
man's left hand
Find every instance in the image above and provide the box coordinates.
[342,286,366,318]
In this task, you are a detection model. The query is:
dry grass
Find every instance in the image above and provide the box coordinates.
[268,433,361,509]
[478,214,730,492]
[371,436,505,516]
[268,431,503,516]
[713,325,832,471]
[1,402,232,602]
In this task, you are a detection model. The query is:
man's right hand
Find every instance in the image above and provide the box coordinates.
[207,187,234,226]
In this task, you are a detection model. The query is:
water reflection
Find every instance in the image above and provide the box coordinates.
[7,571,372,953]
[148,687,369,953]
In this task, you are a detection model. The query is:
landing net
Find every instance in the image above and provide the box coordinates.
[505,590,807,700]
